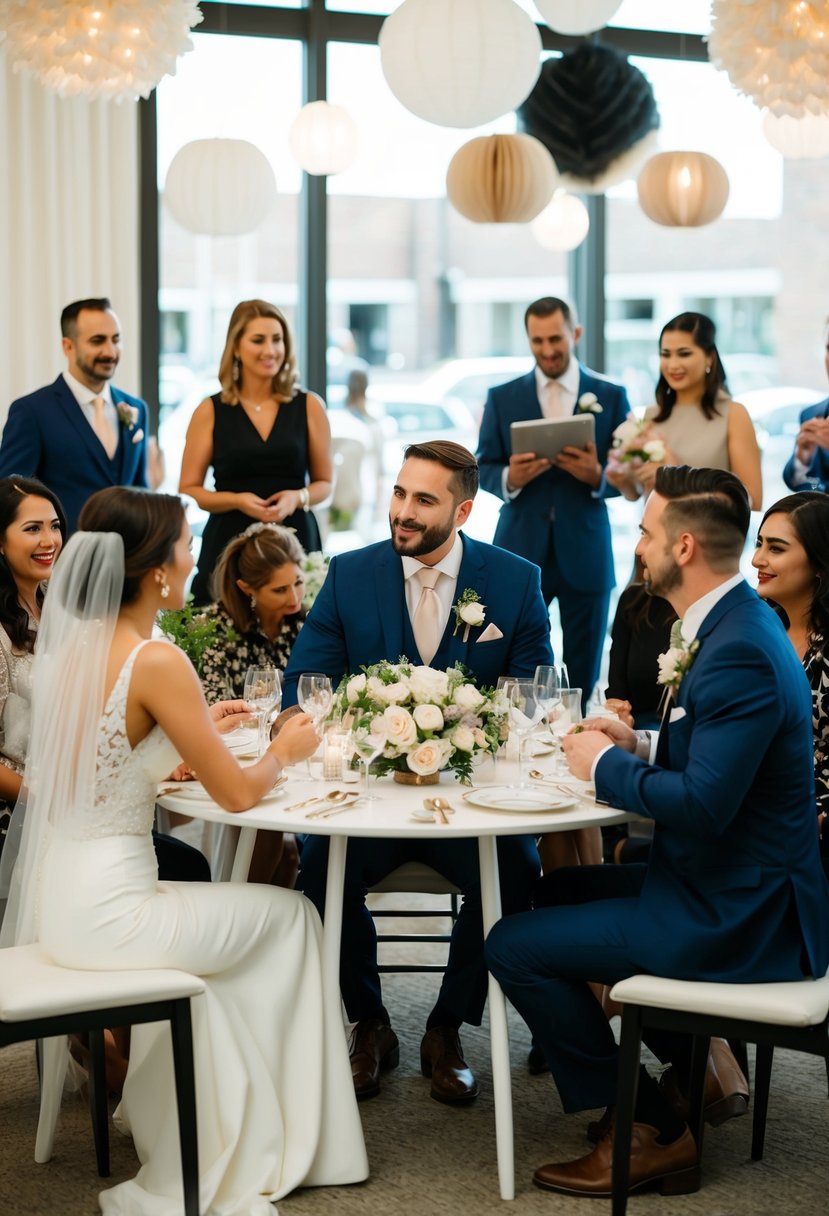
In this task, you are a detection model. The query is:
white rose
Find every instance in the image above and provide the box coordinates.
[473,727,488,748]
[366,676,387,701]
[408,666,449,703]
[613,419,641,445]
[459,601,485,626]
[382,705,418,749]
[381,680,409,704]
[657,647,683,685]
[406,738,454,776]
[643,439,666,463]
[454,683,485,713]
[451,724,476,752]
[413,702,445,732]
[346,673,366,704]
[578,392,602,413]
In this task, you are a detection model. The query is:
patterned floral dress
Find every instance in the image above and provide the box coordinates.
[199,603,303,703]
[803,638,829,872]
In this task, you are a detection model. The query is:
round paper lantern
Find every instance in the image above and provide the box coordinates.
[288,101,360,176]
[164,140,277,236]
[379,0,541,129]
[530,191,590,251]
[709,0,829,119]
[637,152,730,228]
[446,133,557,224]
[763,111,829,159]
[0,0,202,101]
[534,0,622,37]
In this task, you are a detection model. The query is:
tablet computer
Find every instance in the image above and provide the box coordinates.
[510,415,595,460]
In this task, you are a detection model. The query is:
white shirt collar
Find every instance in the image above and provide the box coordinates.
[680,573,744,645]
[534,358,581,401]
[62,369,113,407]
[401,531,464,583]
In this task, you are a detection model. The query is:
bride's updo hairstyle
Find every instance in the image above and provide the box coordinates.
[78,487,185,605]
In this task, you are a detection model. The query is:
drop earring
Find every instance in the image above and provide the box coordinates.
[159,575,170,600]
[250,593,257,610]
[705,365,711,373]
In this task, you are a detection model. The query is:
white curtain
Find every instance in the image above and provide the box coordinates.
[0,48,141,423]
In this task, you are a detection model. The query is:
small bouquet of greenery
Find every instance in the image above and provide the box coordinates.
[158,603,237,677]
[302,551,330,610]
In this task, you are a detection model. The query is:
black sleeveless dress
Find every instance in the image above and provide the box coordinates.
[190,392,322,603]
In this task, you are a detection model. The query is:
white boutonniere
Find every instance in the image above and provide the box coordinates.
[452,588,486,642]
[657,638,700,690]
[116,401,140,430]
[131,428,144,445]
[577,392,603,414]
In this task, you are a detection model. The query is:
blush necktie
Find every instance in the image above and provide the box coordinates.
[543,379,564,418]
[411,567,442,666]
[91,396,117,460]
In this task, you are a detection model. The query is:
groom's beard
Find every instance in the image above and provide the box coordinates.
[389,511,454,558]
[643,550,682,600]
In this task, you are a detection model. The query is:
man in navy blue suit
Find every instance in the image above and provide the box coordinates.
[283,440,554,1106]
[478,297,630,704]
[783,320,829,494]
[0,298,149,531]
[487,465,829,1198]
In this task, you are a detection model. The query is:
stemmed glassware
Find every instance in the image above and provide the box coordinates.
[243,667,281,757]
[501,678,545,787]
[297,673,334,775]
[533,664,562,728]
[348,721,388,801]
[546,688,584,773]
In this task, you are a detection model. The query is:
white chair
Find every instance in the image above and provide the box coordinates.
[0,943,205,1216]
[369,862,460,974]
[608,969,829,1216]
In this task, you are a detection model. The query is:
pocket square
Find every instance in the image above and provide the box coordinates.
[669,706,686,723]
[476,623,504,643]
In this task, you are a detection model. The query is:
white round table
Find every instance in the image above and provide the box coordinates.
[158,756,636,1201]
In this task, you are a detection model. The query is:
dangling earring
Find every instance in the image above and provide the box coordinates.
[232,357,240,384]
[159,574,170,600]
[705,365,712,374]
[250,593,257,610]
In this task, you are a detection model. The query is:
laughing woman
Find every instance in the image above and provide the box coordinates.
[753,491,829,876]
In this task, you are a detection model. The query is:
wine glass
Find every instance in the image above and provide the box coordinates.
[501,678,545,787]
[243,667,281,757]
[348,720,387,801]
[297,673,333,776]
[547,687,583,773]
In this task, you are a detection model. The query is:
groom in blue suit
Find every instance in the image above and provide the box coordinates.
[0,298,148,531]
[283,440,554,1106]
[478,297,630,704]
[487,466,829,1198]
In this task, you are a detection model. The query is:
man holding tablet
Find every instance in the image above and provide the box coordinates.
[477,296,630,705]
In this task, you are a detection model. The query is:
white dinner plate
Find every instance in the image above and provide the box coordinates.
[526,737,555,757]
[226,729,259,757]
[160,776,287,804]
[462,786,577,813]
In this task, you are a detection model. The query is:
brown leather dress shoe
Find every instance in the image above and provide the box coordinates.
[348,1018,399,1100]
[420,1026,479,1105]
[533,1123,699,1198]
[660,1038,750,1127]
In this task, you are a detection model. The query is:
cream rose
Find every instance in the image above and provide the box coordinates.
[643,439,666,463]
[454,683,485,712]
[451,724,476,752]
[406,738,454,776]
[408,666,449,703]
[458,601,485,627]
[346,673,366,704]
[413,702,444,732]
[382,705,418,749]
[473,727,487,748]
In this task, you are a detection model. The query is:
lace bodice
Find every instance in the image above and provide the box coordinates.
[85,641,180,839]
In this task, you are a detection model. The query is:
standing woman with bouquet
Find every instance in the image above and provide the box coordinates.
[181,299,332,602]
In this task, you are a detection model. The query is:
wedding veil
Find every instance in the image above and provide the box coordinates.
[0,531,124,946]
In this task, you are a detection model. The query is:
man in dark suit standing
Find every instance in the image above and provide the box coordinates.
[478,297,630,704]
[783,319,829,494]
[0,298,149,531]
[487,466,829,1199]
[283,441,554,1106]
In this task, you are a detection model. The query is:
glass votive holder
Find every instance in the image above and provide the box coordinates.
[322,728,349,781]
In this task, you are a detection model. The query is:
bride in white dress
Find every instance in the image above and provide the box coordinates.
[0,486,367,1215]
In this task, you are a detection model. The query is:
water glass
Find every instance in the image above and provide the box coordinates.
[348,722,387,800]
[243,667,281,757]
[547,687,583,773]
[501,678,545,787]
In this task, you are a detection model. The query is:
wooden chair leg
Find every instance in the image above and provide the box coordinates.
[88,1029,111,1177]
[169,999,200,1216]
[611,1005,643,1216]
[752,1043,774,1161]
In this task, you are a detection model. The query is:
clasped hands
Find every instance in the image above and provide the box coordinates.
[795,416,829,464]
[562,716,638,781]
[237,488,305,523]
[507,443,602,491]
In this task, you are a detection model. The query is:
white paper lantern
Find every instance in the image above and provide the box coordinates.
[534,1,622,37]
[0,0,202,102]
[379,0,541,129]
[763,111,829,159]
[446,133,557,223]
[637,151,730,228]
[164,140,277,237]
[709,0,829,119]
[288,101,360,176]
[530,191,590,251]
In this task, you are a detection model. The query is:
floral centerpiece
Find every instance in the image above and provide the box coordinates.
[302,551,330,610]
[607,416,666,473]
[159,602,237,677]
[332,659,506,785]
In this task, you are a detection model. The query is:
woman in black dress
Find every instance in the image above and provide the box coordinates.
[181,300,332,602]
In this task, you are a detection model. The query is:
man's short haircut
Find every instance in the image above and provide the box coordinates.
[654,465,750,570]
[61,298,113,339]
[403,440,479,502]
[524,296,577,331]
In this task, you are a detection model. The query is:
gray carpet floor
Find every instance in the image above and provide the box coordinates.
[3,899,828,1215]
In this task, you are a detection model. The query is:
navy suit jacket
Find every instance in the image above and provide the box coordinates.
[283,533,554,706]
[477,366,630,593]
[783,396,829,494]
[596,580,829,984]
[0,376,149,531]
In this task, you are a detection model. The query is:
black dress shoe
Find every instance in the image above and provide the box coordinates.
[348,1018,399,1100]
[527,1043,549,1075]
[420,1026,479,1105]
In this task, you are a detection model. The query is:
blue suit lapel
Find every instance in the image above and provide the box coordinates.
[53,378,114,481]
[111,390,134,482]
[433,535,487,670]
